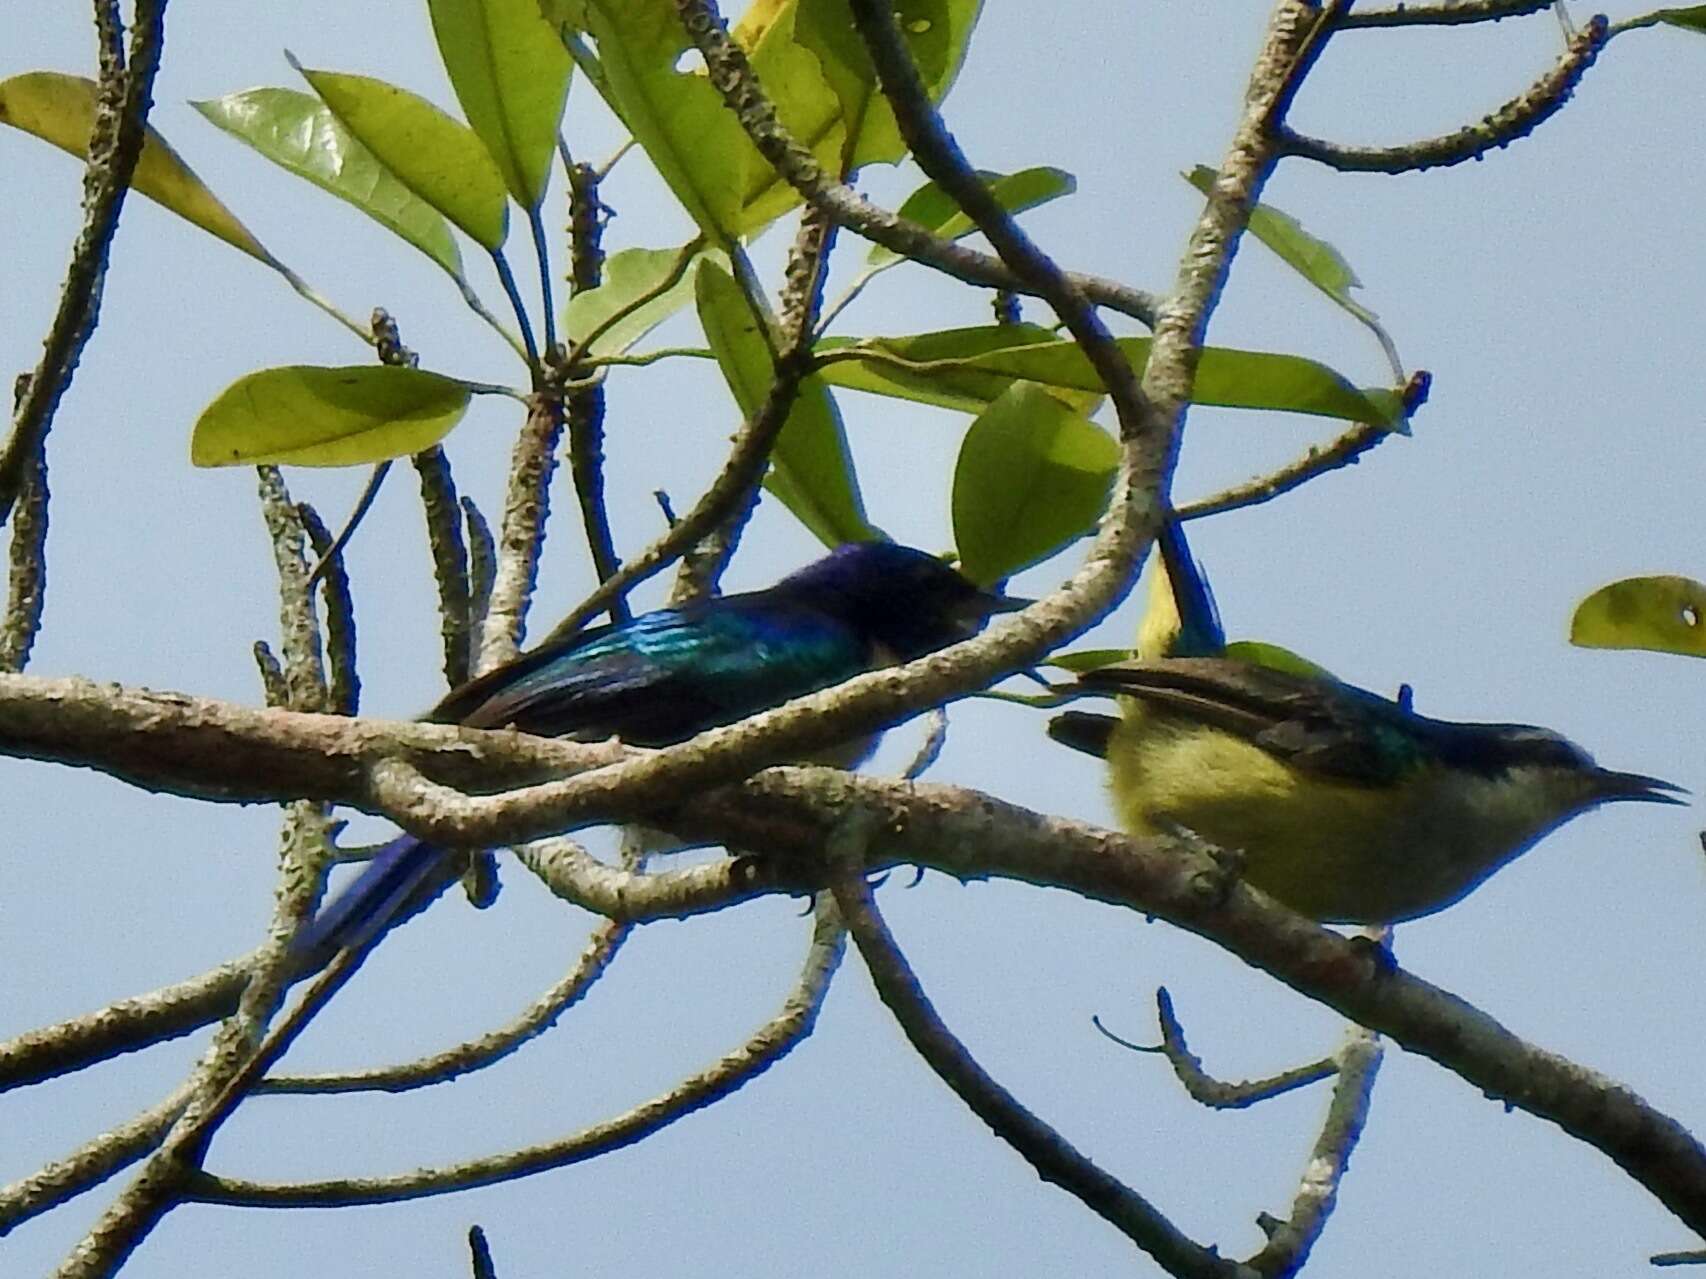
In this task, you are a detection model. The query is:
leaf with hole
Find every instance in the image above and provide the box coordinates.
[1570,576,1706,658]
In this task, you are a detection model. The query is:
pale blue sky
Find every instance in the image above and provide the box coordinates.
[3,4,1704,1276]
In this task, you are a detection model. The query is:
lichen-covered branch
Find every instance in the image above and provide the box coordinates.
[259,915,630,1094]
[0,0,165,530]
[412,446,474,689]
[478,395,566,668]
[186,900,846,1207]
[1246,1026,1383,1276]
[1,679,1704,1235]
[827,847,1244,1279]
[1337,0,1553,27]
[1283,16,1607,172]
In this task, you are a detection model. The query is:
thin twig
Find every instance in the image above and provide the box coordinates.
[1282,16,1608,172]
[301,462,390,594]
[259,915,631,1094]
[187,900,847,1207]
[1247,1025,1383,1276]
[490,248,540,370]
[1175,422,1394,522]
[0,0,165,530]
[1336,0,1553,27]
[826,834,1244,1279]
[1096,988,1337,1110]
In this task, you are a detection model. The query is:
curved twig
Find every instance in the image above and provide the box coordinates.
[1282,16,1608,173]
[826,834,1244,1279]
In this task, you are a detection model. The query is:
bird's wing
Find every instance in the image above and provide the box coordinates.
[427,601,868,745]
[1075,658,1418,785]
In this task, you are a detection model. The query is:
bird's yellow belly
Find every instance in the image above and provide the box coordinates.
[1107,714,1517,924]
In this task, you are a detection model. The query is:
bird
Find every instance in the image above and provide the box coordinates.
[1047,656,1685,925]
[294,541,1026,968]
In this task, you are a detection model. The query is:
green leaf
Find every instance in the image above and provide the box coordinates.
[1046,648,1132,673]
[1570,576,1706,658]
[1187,165,1397,367]
[294,61,509,251]
[816,324,1096,413]
[1221,640,1336,681]
[578,2,764,240]
[818,327,1404,425]
[951,381,1117,585]
[192,366,472,467]
[427,0,573,209]
[695,262,875,546]
[0,71,274,266]
[871,166,1074,267]
[194,89,463,279]
[1655,6,1706,33]
[793,0,981,173]
[564,244,723,356]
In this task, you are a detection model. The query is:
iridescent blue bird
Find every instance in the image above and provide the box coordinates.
[294,541,1025,969]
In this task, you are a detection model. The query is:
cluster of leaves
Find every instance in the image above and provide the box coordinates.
[1,0,1410,589]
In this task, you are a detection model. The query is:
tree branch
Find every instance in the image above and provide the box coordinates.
[0,0,165,529]
[1282,16,1607,172]
[186,900,846,1207]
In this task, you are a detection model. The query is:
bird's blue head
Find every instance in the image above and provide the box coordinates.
[774,542,1028,660]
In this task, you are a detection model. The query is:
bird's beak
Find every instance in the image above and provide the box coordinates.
[1591,770,1689,806]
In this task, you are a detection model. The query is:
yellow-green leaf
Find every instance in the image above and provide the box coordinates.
[294,61,509,250]
[194,88,463,279]
[1187,165,1397,370]
[427,0,572,209]
[794,0,981,173]
[0,71,273,265]
[565,243,722,356]
[951,381,1117,585]
[192,366,472,467]
[1655,6,1706,33]
[818,327,1405,425]
[1221,641,1336,681]
[870,166,1074,267]
[1570,576,1706,658]
[695,261,875,546]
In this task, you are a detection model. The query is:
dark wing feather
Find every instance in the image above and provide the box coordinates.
[1075,658,1420,785]
[427,599,870,746]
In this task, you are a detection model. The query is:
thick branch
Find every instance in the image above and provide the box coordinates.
[5,680,1702,1234]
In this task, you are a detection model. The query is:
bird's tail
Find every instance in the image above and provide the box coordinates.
[290,834,458,975]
